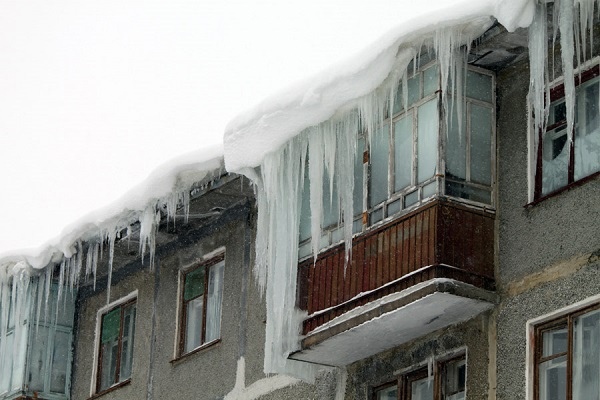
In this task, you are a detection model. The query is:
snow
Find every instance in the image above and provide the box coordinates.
[0,144,224,272]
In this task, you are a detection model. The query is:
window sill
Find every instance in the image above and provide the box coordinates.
[526,171,600,208]
[170,339,221,364]
[88,379,131,399]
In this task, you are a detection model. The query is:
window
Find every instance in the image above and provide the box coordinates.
[96,298,136,393]
[534,303,600,400]
[374,355,466,400]
[298,57,495,259]
[534,64,600,199]
[179,254,225,356]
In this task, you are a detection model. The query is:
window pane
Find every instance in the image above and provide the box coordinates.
[394,114,413,192]
[376,385,398,399]
[205,261,225,343]
[119,304,136,381]
[417,99,438,183]
[423,65,439,97]
[185,296,203,353]
[574,78,600,181]
[466,70,493,102]
[542,127,569,196]
[0,333,14,393]
[370,125,390,207]
[446,105,467,181]
[354,137,365,217]
[444,359,466,400]
[573,309,600,400]
[99,332,119,390]
[184,268,205,301]
[50,331,70,393]
[28,327,49,392]
[299,169,312,242]
[101,307,121,344]
[539,355,567,400]
[411,376,434,400]
[408,74,421,105]
[470,104,493,185]
[323,173,340,228]
[542,327,567,357]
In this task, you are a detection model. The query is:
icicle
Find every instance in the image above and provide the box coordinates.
[139,205,161,269]
[106,230,116,304]
[308,129,324,261]
[559,0,577,148]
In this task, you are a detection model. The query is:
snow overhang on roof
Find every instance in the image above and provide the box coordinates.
[0,144,225,273]
[223,0,536,173]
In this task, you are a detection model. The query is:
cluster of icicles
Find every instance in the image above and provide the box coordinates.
[253,0,599,380]
[0,179,218,381]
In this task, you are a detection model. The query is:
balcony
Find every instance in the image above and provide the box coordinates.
[291,198,497,366]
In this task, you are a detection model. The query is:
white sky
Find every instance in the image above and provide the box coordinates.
[0,0,453,254]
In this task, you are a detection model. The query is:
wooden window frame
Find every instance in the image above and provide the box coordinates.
[533,63,600,201]
[178,253,225,358]
[95,298,136,396]
[533,302,600,400]
[373,354,466,400]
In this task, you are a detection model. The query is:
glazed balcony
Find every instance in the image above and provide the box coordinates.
[291,198,497,366]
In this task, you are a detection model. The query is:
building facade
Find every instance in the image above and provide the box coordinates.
[1,1,599,399]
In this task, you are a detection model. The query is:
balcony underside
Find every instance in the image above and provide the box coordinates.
[290,278,496,367]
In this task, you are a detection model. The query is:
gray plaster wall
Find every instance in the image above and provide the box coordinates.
[494,18,600,400]
[343,313,493,400]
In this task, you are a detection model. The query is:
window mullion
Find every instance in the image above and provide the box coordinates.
[114,306,125,384]
[465,101,472,182]
[412,109,417,188]
[567,315,574,400]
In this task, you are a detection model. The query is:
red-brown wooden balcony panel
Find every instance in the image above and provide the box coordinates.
[297,198,495,335]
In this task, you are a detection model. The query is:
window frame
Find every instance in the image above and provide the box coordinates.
[92,292,137,397]
[532,62,600,202]
[532,301,600,400]
[373,353,466,400]
[177,252,225,358]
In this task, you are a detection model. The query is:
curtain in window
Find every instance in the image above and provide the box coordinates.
[205,261,225,343]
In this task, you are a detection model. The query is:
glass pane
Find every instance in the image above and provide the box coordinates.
[417,99,438,183]
[393,83,404,115]
[101,307,121,344]
[99,333,119,390]
[370,125,390,207]
[119,304,136,381]
[539,355,567,400]
[0,333,14,393]
[185,296,203,353]
[574,78,600,181]
[444,359,466,400]
[422,181,437,199]
[466,70,493,102]
[352,218,363,234]
[445,181,491,204]
[184,267,205,301]
[50,331,70,393]
[412,376,434,400]
[573,309,600,400]
[404,190,419,208]
[542,127,569,196]
[28,327,49,392]
[354,137,365,217]
[408,74,421,105]
[445,103,467,181]
[394,114,413,192]
[298,242,312,259]
[370,208,384,225]
[423,65,439,97]
[542,327,567,357]
[299,169,312,242]
[376,385,398,399]
[470,104,493,185]
[205,261,224,343]
[387,198,402,216]
[323,173,340,228]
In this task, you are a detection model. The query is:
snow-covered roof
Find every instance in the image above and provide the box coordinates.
[0,144,225,271]
[223,0,535,172]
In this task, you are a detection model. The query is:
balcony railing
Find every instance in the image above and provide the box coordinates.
[297,198,495,335]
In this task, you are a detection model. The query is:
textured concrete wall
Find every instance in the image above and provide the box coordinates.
[494,20,600,400]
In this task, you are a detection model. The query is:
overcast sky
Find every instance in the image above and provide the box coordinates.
[0,0,450,254]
